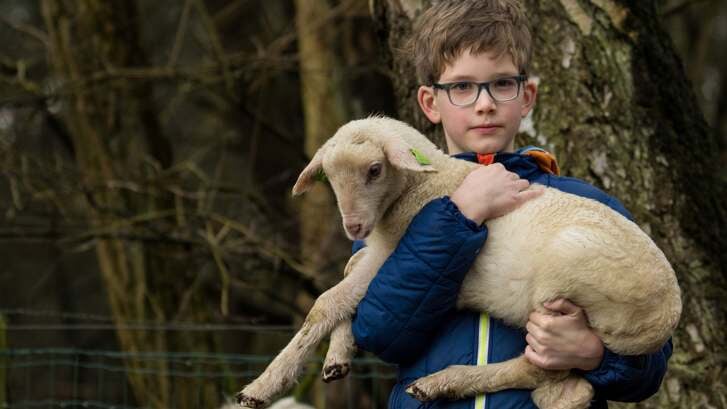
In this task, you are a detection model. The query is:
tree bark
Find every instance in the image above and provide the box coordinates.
[41,1,218,407]
[295,0,352,294]
[372,0,727,407]
[294,0,353,406]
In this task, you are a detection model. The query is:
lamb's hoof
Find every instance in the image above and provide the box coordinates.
[322,362,350,383]
[406,383,433,402]
[236,391,266,408]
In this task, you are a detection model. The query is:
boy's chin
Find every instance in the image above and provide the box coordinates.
[444,133,515,155]
[475,136,516,154]
[447,133,514,154]
[467,141,514,155]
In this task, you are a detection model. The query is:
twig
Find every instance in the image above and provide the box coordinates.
[661,0,714,18]
[192,0,235,94]
[203,221,232,317]
[168,0,194,67]
[0,230,201,246]
[0,15,49,47]
[207,212,321,282]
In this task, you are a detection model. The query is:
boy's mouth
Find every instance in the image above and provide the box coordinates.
[471,124,501,134]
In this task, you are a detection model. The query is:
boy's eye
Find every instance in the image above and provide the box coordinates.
[492,78,517,90]
[451,82,475,92]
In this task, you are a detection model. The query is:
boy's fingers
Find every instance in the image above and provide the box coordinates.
[515,179,530,190]
[527,311,551,328]
[517,188,544,202]
[524,345,545,367]
[526,320,550,341]
[544,299,580,315]
[525,333,545,352]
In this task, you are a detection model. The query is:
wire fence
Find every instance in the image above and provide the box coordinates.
[0,310,397,409]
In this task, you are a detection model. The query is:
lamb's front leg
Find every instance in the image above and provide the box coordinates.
[406,355,569,402]
[322,320,356,382]
[236,246,387,408]
[321,247,367,383]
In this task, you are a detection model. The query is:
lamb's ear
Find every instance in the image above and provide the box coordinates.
[292,145,328,196]
[383,138,436,172]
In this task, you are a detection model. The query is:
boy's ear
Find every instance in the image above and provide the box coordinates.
[383,137,436,172]
[417,85,441,124]
[292,145,328,196]
[520,80,537,118]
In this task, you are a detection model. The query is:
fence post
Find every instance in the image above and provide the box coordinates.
[0,313,6,406]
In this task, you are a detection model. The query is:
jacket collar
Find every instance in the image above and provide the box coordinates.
[452,147,554,180]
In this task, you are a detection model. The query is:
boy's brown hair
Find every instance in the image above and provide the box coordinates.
[408,0,532,85]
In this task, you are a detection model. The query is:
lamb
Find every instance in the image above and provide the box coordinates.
[236,116,682,408]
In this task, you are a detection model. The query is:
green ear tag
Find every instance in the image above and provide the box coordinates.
[410,148,431,166]
[314,168,328,183]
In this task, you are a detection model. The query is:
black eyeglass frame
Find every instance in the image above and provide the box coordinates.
[432,74,529,106]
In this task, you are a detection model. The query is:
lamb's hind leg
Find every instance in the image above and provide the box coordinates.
[532,375,593,409]
[322,320,356,382]
[406,355,568,402]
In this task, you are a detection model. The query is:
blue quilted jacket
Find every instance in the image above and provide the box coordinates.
[351,149,672,409]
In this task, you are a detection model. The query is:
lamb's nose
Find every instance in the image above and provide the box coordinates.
[345,222,362,235]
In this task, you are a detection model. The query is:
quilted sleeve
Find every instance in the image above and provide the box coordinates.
[351,196,488,364]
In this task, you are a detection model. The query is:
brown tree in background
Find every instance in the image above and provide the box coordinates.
[40,1,221,407]
[293,0,356,405]
[2,0,393,407]
[295,0,350,290]
[371,0,727,407]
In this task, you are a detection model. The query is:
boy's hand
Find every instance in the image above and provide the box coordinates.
[451,163,543,225]
[524,299,604,371]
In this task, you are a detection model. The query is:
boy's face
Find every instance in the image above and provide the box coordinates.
[417,49,537,154]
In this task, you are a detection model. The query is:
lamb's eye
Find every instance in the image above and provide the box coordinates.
[368,163,382,180]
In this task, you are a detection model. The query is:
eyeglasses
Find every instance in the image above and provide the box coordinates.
[432,75,528,106]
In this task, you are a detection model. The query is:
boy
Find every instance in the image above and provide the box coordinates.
[350,1,672,408]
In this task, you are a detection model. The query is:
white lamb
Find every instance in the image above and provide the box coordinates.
[236,116,682,409]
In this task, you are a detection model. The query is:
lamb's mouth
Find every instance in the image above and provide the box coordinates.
[347,227,371,241]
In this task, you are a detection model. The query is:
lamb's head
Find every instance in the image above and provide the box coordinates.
[292,117,436,241]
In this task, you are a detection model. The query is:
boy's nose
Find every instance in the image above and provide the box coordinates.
[474,89,496,112]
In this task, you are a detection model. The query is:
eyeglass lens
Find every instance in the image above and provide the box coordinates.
[448,78,520,105]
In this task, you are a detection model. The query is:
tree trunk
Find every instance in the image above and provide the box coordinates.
[41,1,218,408]
[295,0,352,293]
[295,0,353,406]
[372,0,727,407]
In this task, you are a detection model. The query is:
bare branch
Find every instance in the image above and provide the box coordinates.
[168,0,194,67]
[661,0,715,18]
[0,14,49,47]
[192,0,235,94]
